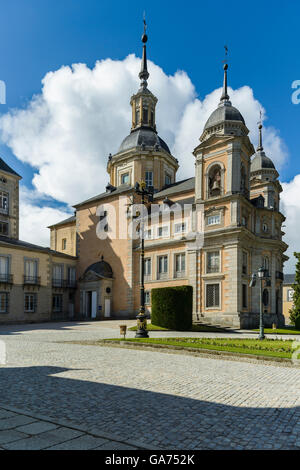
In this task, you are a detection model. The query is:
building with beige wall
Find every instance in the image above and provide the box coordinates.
[283,274,295,324]
[49,32,288,329]
[0,160,77,324]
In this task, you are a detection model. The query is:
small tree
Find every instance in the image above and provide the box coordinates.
[289,252,300,327]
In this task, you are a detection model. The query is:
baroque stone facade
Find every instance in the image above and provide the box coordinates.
[49,34,288,329]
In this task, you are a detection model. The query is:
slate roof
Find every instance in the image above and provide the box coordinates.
[118,127,171,154]
[283,274,296,286]
[0,158,21,178]
[0,236,76,259]
[154,178,195,199]
[73,184,133,208]
[204,103,245,131]
[48,215,76,229]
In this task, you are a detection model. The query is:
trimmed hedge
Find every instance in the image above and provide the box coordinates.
[295,317,300,330]
[151,286,193,331]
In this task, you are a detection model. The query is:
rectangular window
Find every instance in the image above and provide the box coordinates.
[121,173,130,185]
[0,292,8,313]
[144,258,151,277]
[174,222,186,234]
[53,294,63,313]
[165,174,171,186]
[0,256,9,281]
[145,291,151,305]
[242,284,248,308]
[175,253,186,278]
[0,221,8,236]
[158,255,168,279]
[206,284,220,308]
[53,265,63,287]
[207,214,220,226]
[143,107,148,124]
[24,259,38,283]
[68,267,76,287]
[144,229,152,240]
[157,225,169,238]
[24,293,37,313]
[145,171,153,188]
[62,238,67,250]
[206,251,220,273]
[242,251,248,275]
[0,192,8,213]
[135,108,140,125]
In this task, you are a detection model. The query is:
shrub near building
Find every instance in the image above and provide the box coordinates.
[151,286,193,331]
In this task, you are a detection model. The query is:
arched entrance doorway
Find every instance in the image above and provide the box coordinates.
[79,259,113,320]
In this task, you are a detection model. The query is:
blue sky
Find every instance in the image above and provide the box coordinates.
[0,0,299,183]
[0,0,299,269]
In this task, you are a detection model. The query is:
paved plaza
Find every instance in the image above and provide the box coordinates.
[0,320,300,449]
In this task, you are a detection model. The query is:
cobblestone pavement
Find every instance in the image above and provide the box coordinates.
[0,320,300,450]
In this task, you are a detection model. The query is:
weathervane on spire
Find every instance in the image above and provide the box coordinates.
[224,45,228,62]
[139,13,149,87]
[257,110,264,151]
[142,12,148,43]
[220,45,230,103]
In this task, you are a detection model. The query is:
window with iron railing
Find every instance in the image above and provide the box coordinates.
[157,255,168,279]
[0,221,8,236]
[0,292,9,314]
[144,258,151,279]
[53,265,64,287]
[53,294,63,313]
[0,192,8,213]
[24,293,37,313]
[24,260,39,285]
[206,251,220,273]
[206,284,220,308]
[175,253,186,278]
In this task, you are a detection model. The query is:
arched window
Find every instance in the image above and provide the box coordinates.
[240,165,247,195]
[142,107,148,124]
[208,165,222,198]
[135,107,140,126]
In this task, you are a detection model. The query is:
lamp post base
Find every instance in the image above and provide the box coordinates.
[135,312,149,338]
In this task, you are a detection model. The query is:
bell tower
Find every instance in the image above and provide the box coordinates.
[107,21,178,192]
[193,61,254,204]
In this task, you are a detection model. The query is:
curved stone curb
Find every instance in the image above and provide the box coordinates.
[96,340,296,367]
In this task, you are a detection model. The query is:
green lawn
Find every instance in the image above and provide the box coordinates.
[128,323,227,333]
[252,327,300,335]
[105,337,295,360]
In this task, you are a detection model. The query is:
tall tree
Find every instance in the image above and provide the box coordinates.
[289,252,300,326]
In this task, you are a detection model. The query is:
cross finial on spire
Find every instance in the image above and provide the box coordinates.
[257,110,264,151]
[220,45,230,103]
[139,14,149,88]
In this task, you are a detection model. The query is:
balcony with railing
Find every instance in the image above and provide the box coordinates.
[23,275,41,287]
[52,278,77,289]
[66,279,77,289]
[206,265,220,274]
[52,278,64,288]
[0,273,13,284]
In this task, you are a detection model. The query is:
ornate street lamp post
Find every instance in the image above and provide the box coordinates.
[134,181,153,338]
[250,267,270,340]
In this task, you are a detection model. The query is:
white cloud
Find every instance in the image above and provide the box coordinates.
[281,176,300,273]
[19,186,72,246]
[0,54,292,258]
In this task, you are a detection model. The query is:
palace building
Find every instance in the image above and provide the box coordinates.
[0,30,288,328]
